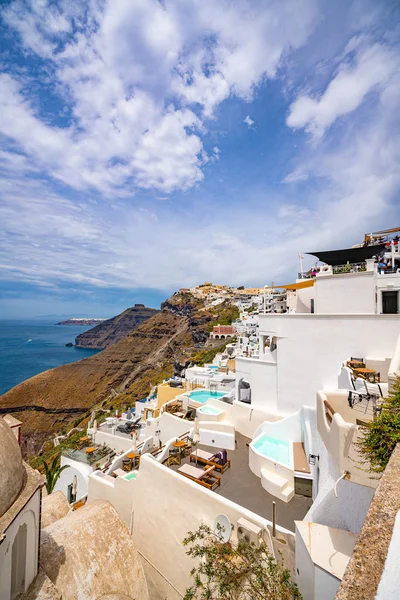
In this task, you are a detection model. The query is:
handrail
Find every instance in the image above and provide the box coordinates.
[324,399,336,415]
[324,399,336,424]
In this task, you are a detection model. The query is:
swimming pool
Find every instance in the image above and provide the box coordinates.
[253,434,291,467]
[188,389,226,404]
[198,405,222,415]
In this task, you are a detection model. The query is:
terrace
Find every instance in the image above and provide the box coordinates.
[165,432,312,532]
[62,441,115,469]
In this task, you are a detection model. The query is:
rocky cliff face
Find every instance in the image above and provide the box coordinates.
[0,290,235,457]
[75,304,158,349]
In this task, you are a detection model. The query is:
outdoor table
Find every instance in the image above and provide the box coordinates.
[172,439,186,459]
[172,440,186,448]
[354,367,380,383]
[126,452,140,468]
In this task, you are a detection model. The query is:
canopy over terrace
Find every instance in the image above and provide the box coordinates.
[264,280,315,291]
[307,226,400,266]
[306,244,386,267]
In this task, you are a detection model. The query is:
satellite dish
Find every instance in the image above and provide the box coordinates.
[214,514,232,543]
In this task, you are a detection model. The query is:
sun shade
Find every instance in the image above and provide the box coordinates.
[271,280,315,290]
[306,244,386,266]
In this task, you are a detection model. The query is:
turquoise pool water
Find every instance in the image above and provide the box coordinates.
[124,471,137,481]
[198,405,221,415]
[189,390,226,404]
[253,435,291,466]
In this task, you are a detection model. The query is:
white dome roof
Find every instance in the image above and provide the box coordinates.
[0,417,24,518]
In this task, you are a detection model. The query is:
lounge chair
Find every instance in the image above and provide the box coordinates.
[190,448,231,473]
[177,463,221,490]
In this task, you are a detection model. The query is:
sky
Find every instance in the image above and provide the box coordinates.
[0,0,399,318]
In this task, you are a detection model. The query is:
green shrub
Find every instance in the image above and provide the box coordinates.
[183,524,302,600]
[357,376,400,473]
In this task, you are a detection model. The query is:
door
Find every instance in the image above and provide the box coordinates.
[11,524,27,598]
[382,291,398,314]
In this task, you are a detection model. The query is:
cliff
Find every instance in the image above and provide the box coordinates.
[74,304,159,349]
[0,291,235,457]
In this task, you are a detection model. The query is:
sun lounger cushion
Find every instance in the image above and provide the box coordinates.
[178,464,213,480]
[194,449,217,461]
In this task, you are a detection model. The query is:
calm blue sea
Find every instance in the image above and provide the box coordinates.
[0,319,100,396]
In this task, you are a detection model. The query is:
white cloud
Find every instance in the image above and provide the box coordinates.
[287,40,399,138]
[0,0,318,194]
[244,115,255,127]
[1,0,399,300]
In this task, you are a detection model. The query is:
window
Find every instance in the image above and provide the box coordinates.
[382,291,399,314]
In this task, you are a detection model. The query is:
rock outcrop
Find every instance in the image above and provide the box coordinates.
[75,304,159,349]
[40,500,149,600]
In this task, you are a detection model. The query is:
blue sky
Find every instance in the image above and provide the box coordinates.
[0,0,399,318]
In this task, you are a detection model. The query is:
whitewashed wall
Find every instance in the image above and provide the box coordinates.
[132,455,293,600]
[87,471,136,527]
[232,400,282,439]
[305,441,374,535]
[0,491,41,599]
[54,455,93,499]
[257,313,400,414]
[295,526,315,600]
[235,356,278,412]
[314,272,375,314]
[91,429,132,453]
[252,410,303,443]
[296,285,314,313]
[316,391,377,489]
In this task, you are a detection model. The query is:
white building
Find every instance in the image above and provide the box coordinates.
[0,417,43,599]
[235,266,400,426]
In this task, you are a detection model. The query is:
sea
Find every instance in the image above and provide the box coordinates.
[0,319,100,396]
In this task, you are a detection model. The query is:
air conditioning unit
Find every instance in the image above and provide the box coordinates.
[236,517,263,547]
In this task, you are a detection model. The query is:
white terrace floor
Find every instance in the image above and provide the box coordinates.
[170,432,313,532]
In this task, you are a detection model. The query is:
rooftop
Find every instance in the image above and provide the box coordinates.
[63,444,115,466]
[296,521,357,580]
[168,432,312,532]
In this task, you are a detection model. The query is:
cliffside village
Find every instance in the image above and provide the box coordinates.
[2,229,400,600]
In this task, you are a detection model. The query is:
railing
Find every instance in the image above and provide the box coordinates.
[323,399,335,424]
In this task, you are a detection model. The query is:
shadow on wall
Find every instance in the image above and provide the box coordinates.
[238,378,251,404]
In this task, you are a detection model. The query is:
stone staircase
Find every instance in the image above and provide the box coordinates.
[260,468,294,503]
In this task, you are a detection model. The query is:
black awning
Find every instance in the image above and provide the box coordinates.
[307,243,387,266]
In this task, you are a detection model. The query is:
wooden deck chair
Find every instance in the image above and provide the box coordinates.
[177,463,221,490]
[189,448,231,473]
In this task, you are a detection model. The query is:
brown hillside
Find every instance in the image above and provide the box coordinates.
[75,304,158,349]
[0,291,236,457]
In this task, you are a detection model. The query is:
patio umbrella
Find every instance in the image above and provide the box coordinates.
[127,407,132,420]
[93,419,97,432]
[72,475,77,502]
[131,430,137,453]
[193,417,201,466]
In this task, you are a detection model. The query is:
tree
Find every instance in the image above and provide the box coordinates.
[182,524,302,600]
[357,375,400,473]
[41,456,70,495]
